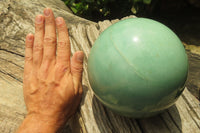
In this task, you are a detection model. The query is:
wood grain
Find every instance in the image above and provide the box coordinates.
[0,0,199,133]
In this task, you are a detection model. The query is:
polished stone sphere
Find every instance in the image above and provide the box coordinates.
[88,18,188,118]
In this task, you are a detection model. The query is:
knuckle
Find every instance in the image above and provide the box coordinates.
[26,43,33,48]
[25,56,33,61]
[43,54,54,61]
[57,41,68,49]
[56,51,68,59]
[72,65,83,73]
[45,19,54,25]
[33,43,43,51]
[35,24,43,31]
[55,64,68,73]
[44,36,56,44]
[58,26,67,32]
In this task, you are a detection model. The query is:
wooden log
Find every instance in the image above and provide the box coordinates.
[184,43,200,100]
[0,0,200,133]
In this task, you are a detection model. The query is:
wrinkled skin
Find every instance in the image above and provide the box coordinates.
[16,8,84,133]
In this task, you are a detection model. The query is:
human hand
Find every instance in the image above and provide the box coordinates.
[23,8,84,127]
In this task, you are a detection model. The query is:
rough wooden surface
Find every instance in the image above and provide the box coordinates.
[0,0,200,133]
[0,0,94,56]
[184,44,200,99]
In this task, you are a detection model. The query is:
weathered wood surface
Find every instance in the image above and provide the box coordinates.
[0,0,200,133]
[184,44,200,100]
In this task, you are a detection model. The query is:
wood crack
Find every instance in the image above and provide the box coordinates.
[182,93,200,120]
[0,57,23,69]
[167,110,182,131]
[182,97,200,129]
[129,119,143,133]
[0,49,24,57]
[0,70,22,83]
[186,107,200,129]
[135,119,145,133]
[159,114,175,133]
[102,107,115,132]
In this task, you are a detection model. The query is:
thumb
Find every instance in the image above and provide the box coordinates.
[71,51,84,94]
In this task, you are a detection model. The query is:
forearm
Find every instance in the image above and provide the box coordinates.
[16,114,62,133]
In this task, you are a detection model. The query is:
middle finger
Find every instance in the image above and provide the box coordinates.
[43,8,57,62]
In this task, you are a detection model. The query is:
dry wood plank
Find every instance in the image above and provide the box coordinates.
[0,0,200,133]
[0,72,26,133]
[185,51,200,99]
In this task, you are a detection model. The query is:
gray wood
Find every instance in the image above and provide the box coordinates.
[0,0,200,133]
[185,46,200,99]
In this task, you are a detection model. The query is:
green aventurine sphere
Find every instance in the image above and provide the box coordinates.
[88,18,188,118]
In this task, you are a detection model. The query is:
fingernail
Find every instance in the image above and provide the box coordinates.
[44,8,50,16]
[56,17,63,25]
[76,52,84,62]
[36,15,43,24]
[27,34,33,41]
